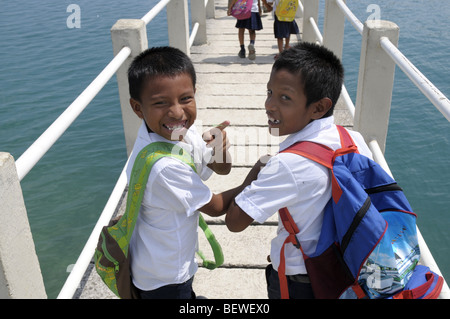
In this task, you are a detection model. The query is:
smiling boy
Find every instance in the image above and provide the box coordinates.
[125,47,252,299]
[225,42,373,298]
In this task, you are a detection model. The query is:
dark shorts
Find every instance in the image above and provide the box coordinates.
[273,15,299,38]
[265,264,314,299]
[235,12,263,30]
[138,276,196,299]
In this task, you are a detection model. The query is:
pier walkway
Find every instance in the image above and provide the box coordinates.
[76,1,353,299]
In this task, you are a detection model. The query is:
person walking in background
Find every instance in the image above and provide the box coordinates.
[228,0,263,60]
[268,0,299,59]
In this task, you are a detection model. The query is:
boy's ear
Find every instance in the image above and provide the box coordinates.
[130,98,144,119]
[311,97,332,120]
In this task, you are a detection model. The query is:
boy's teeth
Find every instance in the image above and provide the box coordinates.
[165,121,186,130]
[269,116,280,124]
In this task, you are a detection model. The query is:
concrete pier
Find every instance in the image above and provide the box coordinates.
[76,1,353,299]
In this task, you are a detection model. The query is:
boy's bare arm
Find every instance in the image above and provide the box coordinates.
[200,155,269,219]
[204,121,232,175]
[225,155,270,232]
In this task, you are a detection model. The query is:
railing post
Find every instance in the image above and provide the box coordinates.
[191,0,207,45]
[111,19,148,156]
[167,0,190,55]
[0,153,47,299]
[301,0,319,43]
[323,0,345,59]
[354,20,399,153]
[206,0,215,19]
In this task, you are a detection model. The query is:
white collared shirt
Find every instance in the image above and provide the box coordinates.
[126,121,213,291]
[235,116,372,275]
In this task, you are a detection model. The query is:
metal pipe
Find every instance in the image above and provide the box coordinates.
[309,16,323,44]
[190,22,200,48]
[141,0,172,25]
[380,37,450,122]
[335,0,363,35]
[15,46,131,181]
[57,164,128,299]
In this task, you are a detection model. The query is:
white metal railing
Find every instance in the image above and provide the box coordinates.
[336,0,363,35]
[334,0,450,123]
[190,22,200,47]
[380,37,450,122]
[141,0,171,25]
[14,47,131,181]
[309,16,323,44]
[57,0,206,299]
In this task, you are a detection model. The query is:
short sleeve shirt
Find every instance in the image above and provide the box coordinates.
[235,116,373,275]
[126,121,213,290]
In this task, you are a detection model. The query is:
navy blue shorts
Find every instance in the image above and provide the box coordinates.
[138,276,196,299]
[273,15,299,38]
[265,264,314,299]
[235,12,263,30]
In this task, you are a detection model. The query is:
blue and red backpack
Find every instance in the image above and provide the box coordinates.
[278,125,444,299]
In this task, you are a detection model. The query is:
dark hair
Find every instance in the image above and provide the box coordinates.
[128,46,196,101]
[272,42,344,118]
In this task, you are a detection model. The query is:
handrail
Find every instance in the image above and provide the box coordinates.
[57,0,203,298]
[333,0,450,123]
[57,164,129,299]
[298,0,304,14]
[380,37,450,122]
[141,0,171,25]
[309,16,323,44]
[15,46,131,181]
[336,0,363,35]
[341,84,356,118]
[190,22,200,47]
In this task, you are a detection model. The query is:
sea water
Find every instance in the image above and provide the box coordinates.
[0,0,449,298]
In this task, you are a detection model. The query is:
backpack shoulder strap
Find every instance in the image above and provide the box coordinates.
[113,142,223,269]
[277,207,306,299]
[336,125,357,150]
[276,125,358,298]
[109,142,195,257]
[280,125,357,167]
[282,140,334,169]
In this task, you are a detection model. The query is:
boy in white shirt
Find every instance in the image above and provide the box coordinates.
[225,42,373,298]
[126,47,257,299]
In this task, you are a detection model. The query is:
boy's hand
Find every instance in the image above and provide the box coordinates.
[204,121,232,174]
[203,120,230,146]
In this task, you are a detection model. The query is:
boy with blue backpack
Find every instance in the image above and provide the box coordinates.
[225,42,443,299]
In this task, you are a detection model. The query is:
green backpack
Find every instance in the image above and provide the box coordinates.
[94,142,224,299]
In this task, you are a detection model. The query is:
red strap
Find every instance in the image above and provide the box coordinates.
[393,272,443,299]
[279,207,300,237]
[336,125,358,151]
[281,125,359,203]
[283,142,334,169]
[278,235,296,299]
[351,283,367,299]
[278,208,307,299]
